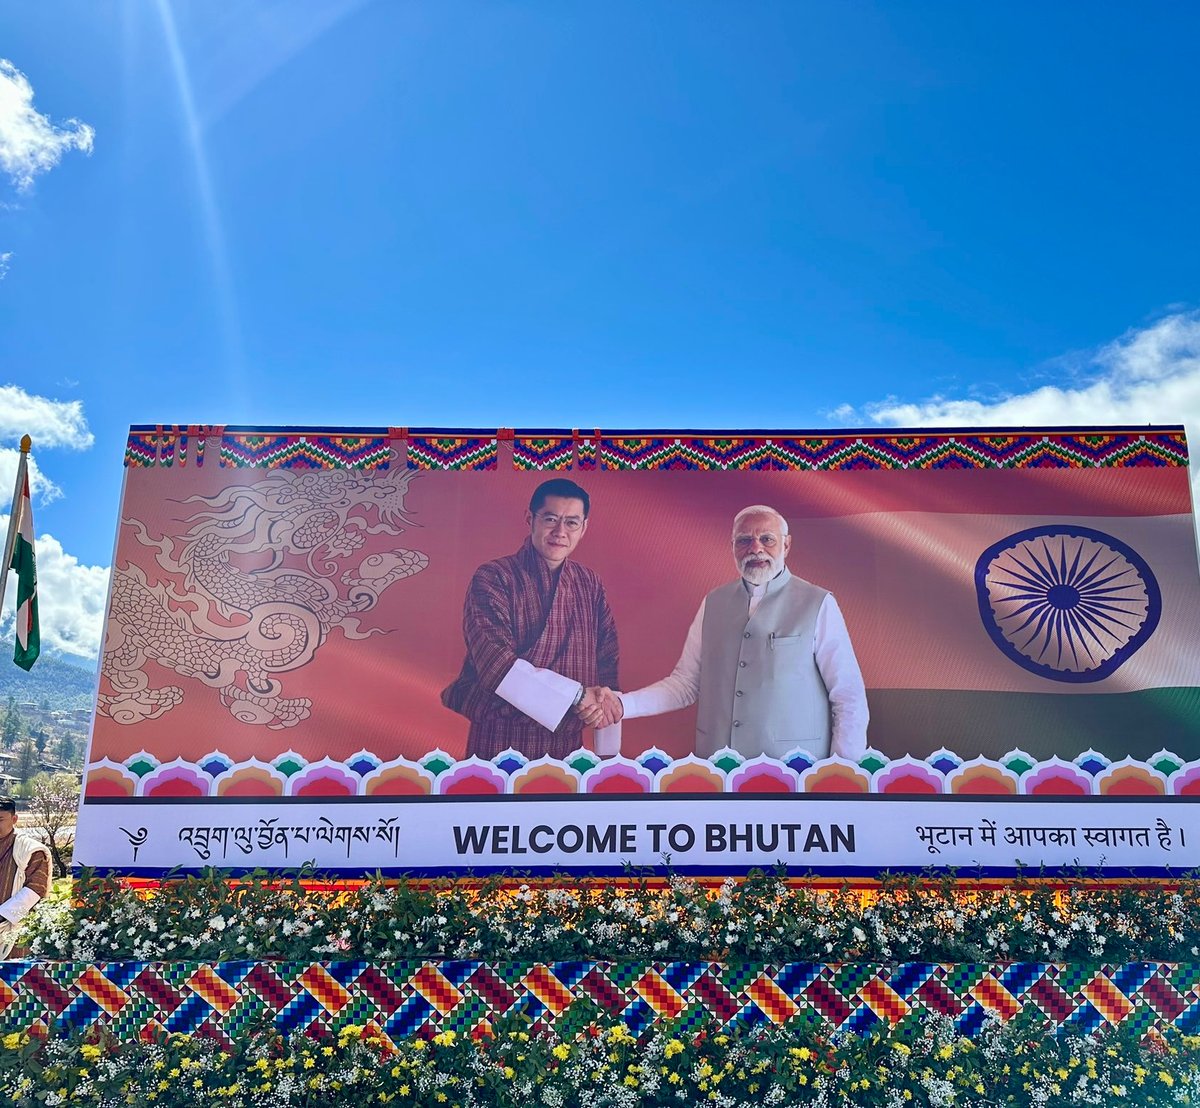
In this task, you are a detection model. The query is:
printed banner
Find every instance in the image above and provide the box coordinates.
[77,425,1200,877]
[78,796,1198,878]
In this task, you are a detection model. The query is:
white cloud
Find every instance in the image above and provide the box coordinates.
[850,311,1200,431]
[0,519,109,659]
[838,309,1200,521]
[0,58,94,191]
[0,251,10,278]
[0,447,61,504]
[0,384,93,451]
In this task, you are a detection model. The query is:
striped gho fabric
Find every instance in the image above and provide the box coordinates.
[442,538,619,758]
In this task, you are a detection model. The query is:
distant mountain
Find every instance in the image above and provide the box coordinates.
[0,653,98,711]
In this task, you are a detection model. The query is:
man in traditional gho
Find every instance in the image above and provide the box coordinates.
[0,797,51,959]
[442,478,619,759]
[597,504,869,761]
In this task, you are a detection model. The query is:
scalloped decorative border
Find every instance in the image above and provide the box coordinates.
[85,746,1200,799]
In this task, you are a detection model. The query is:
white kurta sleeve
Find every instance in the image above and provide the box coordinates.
[814,595,869,759]
[493,658,582,733]
[619,601,705,719]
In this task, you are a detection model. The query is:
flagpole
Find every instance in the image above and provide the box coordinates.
[0,435,31,616]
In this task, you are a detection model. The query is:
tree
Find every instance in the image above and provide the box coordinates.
[14,738,39,784]
[2,696,22,749]
[57,732,79,766]
[24,773,79,877]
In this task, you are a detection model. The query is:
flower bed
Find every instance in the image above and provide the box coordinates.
[23,868,1200,964]
[3,870,1199,1104]
[3,1017,1200,1107]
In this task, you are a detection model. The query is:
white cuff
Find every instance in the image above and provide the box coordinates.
[0,885,41,926]
[494,659,581,732]
[594,722,622,757]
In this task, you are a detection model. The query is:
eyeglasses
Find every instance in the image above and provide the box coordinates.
[733,533,781,549]
[534,512,584,533]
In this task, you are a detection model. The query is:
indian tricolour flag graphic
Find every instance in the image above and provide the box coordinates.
[762,465,1200,763]
[7,464,39,671]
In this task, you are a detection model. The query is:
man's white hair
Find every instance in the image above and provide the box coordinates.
[732,505,789,536]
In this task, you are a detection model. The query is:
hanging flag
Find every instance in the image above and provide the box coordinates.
[8,464,39,670]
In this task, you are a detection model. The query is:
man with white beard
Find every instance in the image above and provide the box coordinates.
[595,505,869,760]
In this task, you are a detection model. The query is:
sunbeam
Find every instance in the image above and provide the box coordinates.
[153,0,247,409]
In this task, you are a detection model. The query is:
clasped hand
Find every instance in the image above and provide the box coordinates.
[573,686,624,728]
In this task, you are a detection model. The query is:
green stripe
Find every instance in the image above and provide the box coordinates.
[11,530,38,671]
[866,687,1200,762]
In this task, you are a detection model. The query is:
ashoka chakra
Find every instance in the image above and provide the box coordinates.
[974,524,1161,683]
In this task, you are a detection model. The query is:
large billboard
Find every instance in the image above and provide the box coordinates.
[75,425,1200,878]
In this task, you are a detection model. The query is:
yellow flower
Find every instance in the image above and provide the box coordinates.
[664,1039,685,1058]
[433,1031,458,1047]
[81,1044,102,1062]
[1159,1071,1175,1087]
[2,1032,26,1051]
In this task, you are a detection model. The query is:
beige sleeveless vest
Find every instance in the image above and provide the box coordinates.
[696,568,831,758]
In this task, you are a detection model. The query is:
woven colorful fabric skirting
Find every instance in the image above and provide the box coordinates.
[1,961,1196,1046]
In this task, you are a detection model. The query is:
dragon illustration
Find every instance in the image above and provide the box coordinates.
[99,465,428,729]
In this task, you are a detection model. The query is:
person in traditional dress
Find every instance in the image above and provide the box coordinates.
[442,478,619,759]
[591,505,869,761]
[0,797,51,959]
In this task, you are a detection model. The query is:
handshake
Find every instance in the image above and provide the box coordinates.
[572,686,624,728]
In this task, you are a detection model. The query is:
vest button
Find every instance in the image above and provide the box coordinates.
[738,661,747,668]
[733,720,741,727]
[735,690,743,697]
[743,631,751,638]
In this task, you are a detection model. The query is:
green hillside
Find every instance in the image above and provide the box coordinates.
[0,654,97,711]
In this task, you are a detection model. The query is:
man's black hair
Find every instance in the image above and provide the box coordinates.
[0,797,15,814]
[529,478,591,518]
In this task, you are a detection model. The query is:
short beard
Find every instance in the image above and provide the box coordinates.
[739,556,781,586]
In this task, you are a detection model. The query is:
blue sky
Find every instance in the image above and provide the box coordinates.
[2,1,1199,660]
